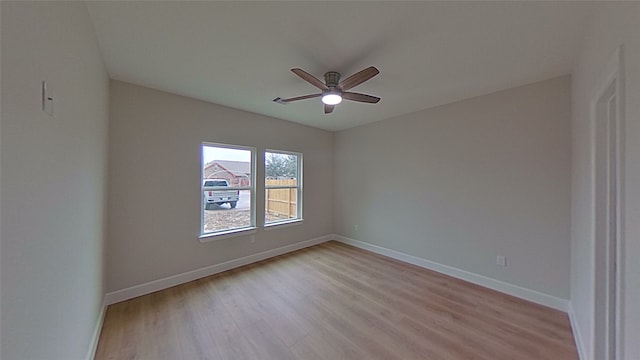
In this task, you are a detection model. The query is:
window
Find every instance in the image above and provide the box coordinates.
[265,150,302,225]
[201,143,255,238]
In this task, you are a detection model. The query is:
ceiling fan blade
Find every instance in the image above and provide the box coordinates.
[291,68,329,91]
[343,92,380,104]
[324,104,335,114]
[273,93,321,104]
[339,66,379,91]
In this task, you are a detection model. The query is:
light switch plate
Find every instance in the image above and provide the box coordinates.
[42,81,54,117]
[496,255,507,267]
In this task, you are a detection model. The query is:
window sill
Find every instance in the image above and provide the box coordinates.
[264,219,303,230]
[199,227,257,242]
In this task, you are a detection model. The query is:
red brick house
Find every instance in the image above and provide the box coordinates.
[203,160,251,186]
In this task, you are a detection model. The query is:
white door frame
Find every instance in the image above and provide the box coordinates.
[591,45,625,360]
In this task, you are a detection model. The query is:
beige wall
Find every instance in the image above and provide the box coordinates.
[107,81,333,292]
[0,2,109,359]
[334,76,572,299]
[570,3,640,359]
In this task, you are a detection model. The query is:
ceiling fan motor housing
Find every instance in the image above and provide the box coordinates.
[324,71,341,88]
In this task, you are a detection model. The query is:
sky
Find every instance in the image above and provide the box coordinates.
[203,145,251,164]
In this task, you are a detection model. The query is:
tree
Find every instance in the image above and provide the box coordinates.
[265,153,297,178]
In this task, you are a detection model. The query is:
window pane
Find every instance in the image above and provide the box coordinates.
[265,151,301,224]
[202,144,254,235]
[265,186,298,222]
[265,152,297,179]
[203,190,251,233]
[203,146,252,188]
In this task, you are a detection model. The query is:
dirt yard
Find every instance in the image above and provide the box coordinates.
[204,208,292,232]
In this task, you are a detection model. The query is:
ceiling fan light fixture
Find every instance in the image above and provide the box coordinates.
[322,92,342,105]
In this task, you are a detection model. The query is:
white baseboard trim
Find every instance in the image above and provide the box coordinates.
[333,235,569,312]
[568,303,587,360]
[85,300,107,360]
[104,234,333,305]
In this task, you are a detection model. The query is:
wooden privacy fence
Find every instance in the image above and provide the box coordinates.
[265,179,297,218]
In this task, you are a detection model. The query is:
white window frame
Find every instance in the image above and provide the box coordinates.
[264,149,303,227]
[200,142,256,240]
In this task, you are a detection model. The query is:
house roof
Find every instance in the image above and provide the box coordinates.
[85,2,597,131]
[205,160,251,177]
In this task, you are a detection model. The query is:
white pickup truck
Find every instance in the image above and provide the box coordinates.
[203,179,239,209]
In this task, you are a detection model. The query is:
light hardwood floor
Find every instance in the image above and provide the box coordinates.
[95,241,578,360]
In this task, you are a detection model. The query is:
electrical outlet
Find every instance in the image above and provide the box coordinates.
[354,225,359,231]
[250,235,255,244]
[496,255,507,267]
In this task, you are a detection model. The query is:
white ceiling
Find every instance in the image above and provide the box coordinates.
[85,1,596,132]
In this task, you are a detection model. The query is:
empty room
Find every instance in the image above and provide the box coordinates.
[1,1,638,360]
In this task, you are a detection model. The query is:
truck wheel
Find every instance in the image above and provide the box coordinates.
[230,201,237,209]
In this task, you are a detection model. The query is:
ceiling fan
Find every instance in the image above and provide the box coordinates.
[273,66,380,114]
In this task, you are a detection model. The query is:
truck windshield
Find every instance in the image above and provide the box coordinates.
[204,181,227,186]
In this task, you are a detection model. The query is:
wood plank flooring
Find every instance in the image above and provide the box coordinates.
[95,241,578,360]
